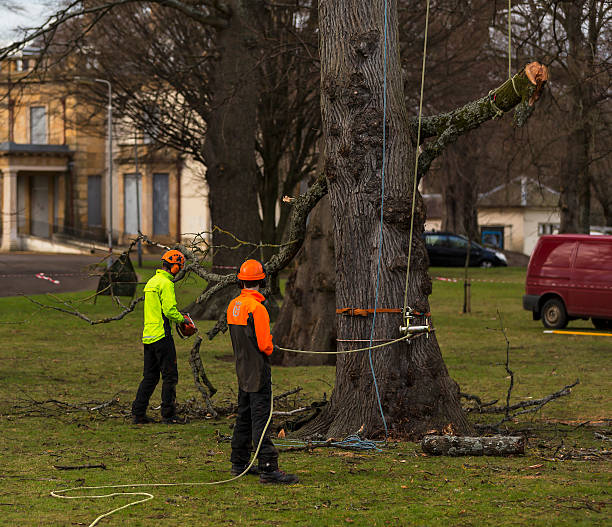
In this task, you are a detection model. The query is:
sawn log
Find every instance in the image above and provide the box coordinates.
[422,435,525,456]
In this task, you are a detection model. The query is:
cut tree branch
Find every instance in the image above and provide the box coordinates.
[188,336,218,417]
[411,62,549,178]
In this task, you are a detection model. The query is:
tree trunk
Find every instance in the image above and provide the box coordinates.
[301,0,472,440]
[422,435,525,456]
[272,195,336,366]
[188,0,263,319]
[559,1,593,235]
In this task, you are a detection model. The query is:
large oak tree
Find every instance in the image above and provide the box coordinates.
[299,0,548,438]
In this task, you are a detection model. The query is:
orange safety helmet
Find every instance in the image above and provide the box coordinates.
[237,259,266,281]
[162,249,186,275]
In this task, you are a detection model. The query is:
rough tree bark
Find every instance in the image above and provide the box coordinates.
[298,0,547,440]
[298,0,472,440]
[187,0,263,319]
[271,195,336,366]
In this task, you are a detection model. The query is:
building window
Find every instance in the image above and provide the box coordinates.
[87,176,103,227]
[481,226,505,249]
[153,173,169,235]
[538,223,559,236]
[30,106,47,144]
[16,58,29,71]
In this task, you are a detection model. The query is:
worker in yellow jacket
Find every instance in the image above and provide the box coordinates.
[131,250,190,424]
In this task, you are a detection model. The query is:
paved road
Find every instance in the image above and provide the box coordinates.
[0,253,104,297]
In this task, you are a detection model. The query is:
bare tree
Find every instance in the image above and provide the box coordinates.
[506,0,612,233]
[2,0,324,318]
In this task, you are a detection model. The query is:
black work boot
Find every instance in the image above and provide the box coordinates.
[230,464,260,476]
[132,414,155,424]
[259,468,299,485]
[162,415,187,424]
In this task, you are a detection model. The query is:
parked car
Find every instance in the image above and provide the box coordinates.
[424,232,508,267]
[523,234,612,330]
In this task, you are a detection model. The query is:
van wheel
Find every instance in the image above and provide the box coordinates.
[541,298,568,329]
[592,318,612,330]
[480,260,493,268]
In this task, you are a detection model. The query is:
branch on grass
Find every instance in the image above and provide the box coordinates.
[274,387,303,401]
[11,393,123,418]
[53,464,107,470]
[499,311,514,423]
[460,392,499,412]
[277,438,334,452]
[473,381,580,416]
[462,310,579,430]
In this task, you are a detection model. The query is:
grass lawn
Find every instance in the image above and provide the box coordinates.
[0,263,609,526]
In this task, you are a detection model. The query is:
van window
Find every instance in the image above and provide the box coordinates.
[542,242,575,267]
[575,243,612,270]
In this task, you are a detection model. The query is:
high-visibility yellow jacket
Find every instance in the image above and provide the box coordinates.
[142,269,185,344]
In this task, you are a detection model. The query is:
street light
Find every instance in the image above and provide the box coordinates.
[134,129,142,267]
[74,76,113,267]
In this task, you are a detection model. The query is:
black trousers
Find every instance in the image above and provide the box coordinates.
[230,381,278,470]
[132,336,178,418]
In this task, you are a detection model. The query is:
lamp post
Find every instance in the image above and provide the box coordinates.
[134,129,142,267]
[74,76,113,267]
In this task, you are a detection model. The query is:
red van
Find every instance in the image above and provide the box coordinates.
[523,234,612,330]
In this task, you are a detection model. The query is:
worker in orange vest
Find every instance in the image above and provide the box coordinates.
[226,259,298,484]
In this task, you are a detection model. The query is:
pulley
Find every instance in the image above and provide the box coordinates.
[399,307,431,337]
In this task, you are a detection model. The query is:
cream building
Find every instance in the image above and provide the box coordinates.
[0,49,210,254]
[424,177,561,256]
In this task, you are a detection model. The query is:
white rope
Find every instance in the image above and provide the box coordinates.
[51,391,275,526]
[276,333,414,354]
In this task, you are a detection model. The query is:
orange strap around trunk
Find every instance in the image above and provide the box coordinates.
[336,308,402,317]
[336,308,431,317]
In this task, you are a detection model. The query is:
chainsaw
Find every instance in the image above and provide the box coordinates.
[176,313,198,339]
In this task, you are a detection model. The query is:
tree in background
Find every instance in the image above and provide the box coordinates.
[506,0,611,233]
[3,0,324,318]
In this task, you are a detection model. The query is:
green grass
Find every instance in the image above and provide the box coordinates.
[0,265,609,526]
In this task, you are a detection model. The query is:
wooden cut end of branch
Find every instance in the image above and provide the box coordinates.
[524,62,549,105]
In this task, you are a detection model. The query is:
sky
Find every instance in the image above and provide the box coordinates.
[0,1,57,46]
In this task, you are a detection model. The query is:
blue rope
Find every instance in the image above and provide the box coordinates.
[367,0,390,440]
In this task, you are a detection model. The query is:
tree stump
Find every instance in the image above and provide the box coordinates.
[422,435,525,456]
